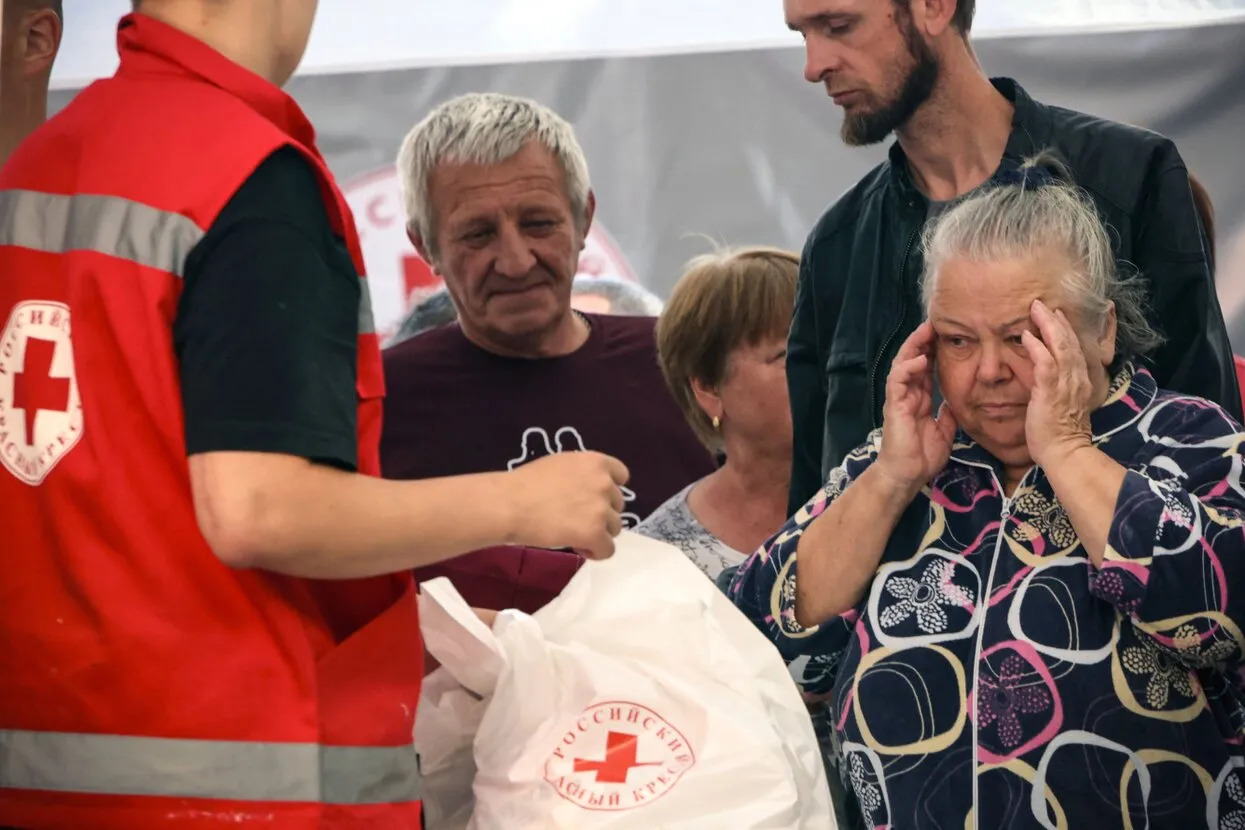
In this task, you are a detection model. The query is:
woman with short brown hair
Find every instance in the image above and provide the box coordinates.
[636,245,798,579]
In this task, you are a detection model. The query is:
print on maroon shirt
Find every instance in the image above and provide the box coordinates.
[380,312,713,523]
[507,425,642,526]
[380,313,715,610]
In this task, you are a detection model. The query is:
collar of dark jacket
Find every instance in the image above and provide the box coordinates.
[948,362,1158,471]
[887,77,1054,205]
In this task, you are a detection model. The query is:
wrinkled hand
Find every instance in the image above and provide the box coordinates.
[875,322,958,493]
[1020,300,1094,469]
[508,451,630,560]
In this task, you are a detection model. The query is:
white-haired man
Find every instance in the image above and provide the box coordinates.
[382,92,715,612]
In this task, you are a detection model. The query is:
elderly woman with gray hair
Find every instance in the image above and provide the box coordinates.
[730,152,1245,829]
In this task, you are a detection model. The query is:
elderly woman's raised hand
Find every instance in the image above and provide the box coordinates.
[1020,299,1095,469]
[875,322,959,493]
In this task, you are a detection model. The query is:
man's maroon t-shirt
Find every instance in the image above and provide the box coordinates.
[381,313,716,611]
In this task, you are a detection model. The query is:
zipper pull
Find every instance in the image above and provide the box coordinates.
[1000,498,1012,520]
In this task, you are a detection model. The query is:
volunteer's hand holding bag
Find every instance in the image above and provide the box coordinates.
[416,531,835,829]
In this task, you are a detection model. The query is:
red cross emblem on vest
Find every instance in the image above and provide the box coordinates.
[0,301,84,485]
[14,337,70,441]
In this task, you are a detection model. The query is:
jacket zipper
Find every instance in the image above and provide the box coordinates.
[968,468,1030,829]
[869,225,921,429]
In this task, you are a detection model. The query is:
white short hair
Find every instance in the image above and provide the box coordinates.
[396,92,592,257]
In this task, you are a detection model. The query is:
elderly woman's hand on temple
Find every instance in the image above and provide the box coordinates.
[1020,299,1095,470]
[875,321,959,496]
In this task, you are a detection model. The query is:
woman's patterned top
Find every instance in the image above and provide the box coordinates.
[730,365,1245,829]
[635,481,749,580]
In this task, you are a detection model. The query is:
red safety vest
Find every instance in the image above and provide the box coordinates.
[0,14,422,830]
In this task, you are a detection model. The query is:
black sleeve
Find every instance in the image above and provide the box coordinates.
[174,145,360,470]
[787,235,827,514]
[1134,151,1242,422]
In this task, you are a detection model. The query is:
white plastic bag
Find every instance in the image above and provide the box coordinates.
[417,531,835,829]
[413,668,483,830]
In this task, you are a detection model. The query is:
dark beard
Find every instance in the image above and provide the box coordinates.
[841,18,939,147]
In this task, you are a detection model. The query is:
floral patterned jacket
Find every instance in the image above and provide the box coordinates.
[729,366,1245,829]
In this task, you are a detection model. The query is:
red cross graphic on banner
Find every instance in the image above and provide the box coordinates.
[13,337,70,443]
[573,731,660,784]
[402,254,439,299]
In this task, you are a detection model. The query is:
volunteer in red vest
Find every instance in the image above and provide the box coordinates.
[0,0,62,165]
[0,3,629,829]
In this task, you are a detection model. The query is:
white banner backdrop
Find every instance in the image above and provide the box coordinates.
[48,9,1245,347]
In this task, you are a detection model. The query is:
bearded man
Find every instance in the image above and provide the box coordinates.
[783,0,1236,513]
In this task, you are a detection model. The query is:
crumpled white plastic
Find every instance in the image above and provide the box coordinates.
[415,531,835,829]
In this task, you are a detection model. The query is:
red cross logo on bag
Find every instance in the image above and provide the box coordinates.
[573,731,661,784]
[543,701,696,812]
[0,301,83,485]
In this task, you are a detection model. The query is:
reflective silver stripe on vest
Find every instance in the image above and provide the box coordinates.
[0,189,377,334]
[0,189,205,278]
[357,273,376,335]
[0,729,420,805]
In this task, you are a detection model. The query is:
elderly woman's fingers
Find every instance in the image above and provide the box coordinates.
[918,362,936,418]
[886,355,930,415]
[935,402,958,443]
[1031,300,1079,360]
[1052,309,1090,368]
[1021,329,1057,385]
[1029,299,1058,344]
[894,321,935,363]
[887,355,928,395]
[917,385,933,420]
[888,354,927,383]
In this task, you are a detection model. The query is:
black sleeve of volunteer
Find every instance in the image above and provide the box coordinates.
[174,146,360,471]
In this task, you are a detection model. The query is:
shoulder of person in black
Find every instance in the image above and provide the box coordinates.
[173,145,361,471]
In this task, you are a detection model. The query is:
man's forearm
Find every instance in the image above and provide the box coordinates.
[794,466,917,627]
[191,452,522,578]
